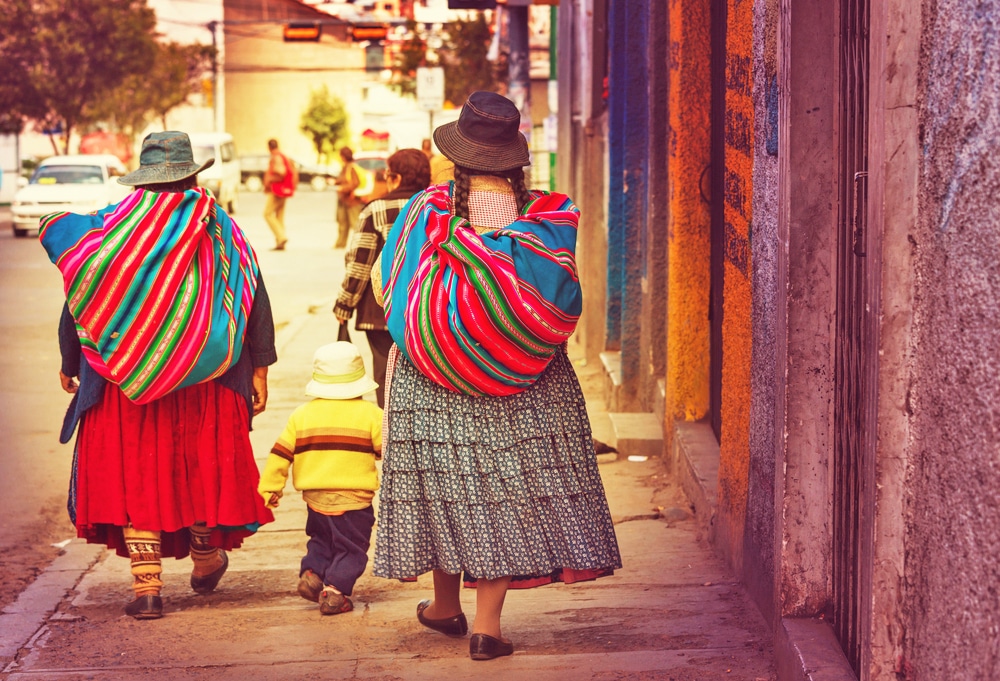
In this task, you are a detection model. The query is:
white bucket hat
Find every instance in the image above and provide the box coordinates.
[305,342,378,400]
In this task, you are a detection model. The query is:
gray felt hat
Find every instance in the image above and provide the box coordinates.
[118,131,214,186]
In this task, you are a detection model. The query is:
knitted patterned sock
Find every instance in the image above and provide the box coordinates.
[123,526,163,598]
[189,523,224,577]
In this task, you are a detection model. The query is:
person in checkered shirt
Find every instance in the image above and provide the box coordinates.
[333,148,430,408]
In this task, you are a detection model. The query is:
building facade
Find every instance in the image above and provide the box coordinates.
[556,1,1000,679]
[222,0,364,163]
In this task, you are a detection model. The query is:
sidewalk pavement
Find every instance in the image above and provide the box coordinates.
[0,304,776,681]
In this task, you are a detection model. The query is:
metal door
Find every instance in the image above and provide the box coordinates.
[833,0,878,674]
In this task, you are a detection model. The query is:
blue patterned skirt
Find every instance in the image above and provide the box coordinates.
[373,349,622,585]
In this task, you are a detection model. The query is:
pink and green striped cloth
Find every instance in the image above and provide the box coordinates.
[381,182,582,396]
[40,188,259,404]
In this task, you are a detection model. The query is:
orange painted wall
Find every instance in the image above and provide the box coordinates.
[718,0,754,565]
[665,0,712,429]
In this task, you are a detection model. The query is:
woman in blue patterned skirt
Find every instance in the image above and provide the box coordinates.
[372,92,622,661]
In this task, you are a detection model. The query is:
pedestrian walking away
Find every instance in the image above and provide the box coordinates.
[371,91,623,661]
[333,146,362,249]
[38,131,277,620]
[257,341,382,616]
[333,148,431,408]
[263,138,298,250]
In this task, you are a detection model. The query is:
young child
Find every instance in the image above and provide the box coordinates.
[259,341,382,615]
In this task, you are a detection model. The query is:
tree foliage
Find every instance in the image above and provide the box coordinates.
[390,14,501,108]
[0,0,210,153]
[438,13,502,107]
[299,86,350,163]
[93,42,215,144]
[389,19,428,98]
[0,0,40,133]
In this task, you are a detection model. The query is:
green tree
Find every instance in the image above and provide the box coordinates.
[93,42,215,145]
[438,13,501,107]
[0,0,159,153]
[389,15,500,108]
[389,19,428,98]
[299,86,350,163]
[0,0,47,132]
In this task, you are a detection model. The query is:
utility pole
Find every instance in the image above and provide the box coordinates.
[208,21,218,132]
[548,3,557,190]
[506,3,531,172]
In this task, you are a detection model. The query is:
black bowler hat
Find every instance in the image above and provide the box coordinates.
[432,91,530,172]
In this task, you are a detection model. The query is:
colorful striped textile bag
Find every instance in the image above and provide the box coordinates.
[381,182,582,396]
[39,188,259,404]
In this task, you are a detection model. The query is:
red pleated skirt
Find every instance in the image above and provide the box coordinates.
[75,381,274,559]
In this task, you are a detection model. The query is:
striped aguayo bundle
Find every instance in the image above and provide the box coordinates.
[39,188,259,404]
[382,183,582,396]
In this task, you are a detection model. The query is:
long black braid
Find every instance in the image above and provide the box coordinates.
[453,165,472,220]
[504,167,534,213]
[451,165,534,220]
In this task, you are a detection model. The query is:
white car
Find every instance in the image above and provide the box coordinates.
[188,132,240,214]
[11,154,131,237]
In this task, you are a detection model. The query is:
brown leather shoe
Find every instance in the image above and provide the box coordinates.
[319,587,353,615]
[416,599,468,636]
[124,594,163,620]
[297,569,323,602]
[469,633,514,660]
[191,550,228,594]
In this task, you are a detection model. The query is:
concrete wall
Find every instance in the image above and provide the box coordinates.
[904,0,1000,677]
[743,0,780,628]
[867,0,919,676]
[716,0,756,575]
[665,0,711,429]
[643,1,669,409]
[222,21,370,165]
[774,0,837,618]
[606,0,651,411]
[556,0,609,366]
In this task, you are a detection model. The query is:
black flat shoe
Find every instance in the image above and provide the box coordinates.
[469,633,514,660]
[416,599,468,636]
[124,594,163,620]
[191,550,228,594]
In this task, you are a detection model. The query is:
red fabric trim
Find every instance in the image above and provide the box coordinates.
[462,567,616,590]
[74,381,273,558]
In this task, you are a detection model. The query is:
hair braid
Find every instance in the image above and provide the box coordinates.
[506,168,534,213]
[452,165,472,220]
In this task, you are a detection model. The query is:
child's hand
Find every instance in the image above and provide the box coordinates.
[267,492,281,508]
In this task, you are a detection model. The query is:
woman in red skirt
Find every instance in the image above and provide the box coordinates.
[41,132,276,620]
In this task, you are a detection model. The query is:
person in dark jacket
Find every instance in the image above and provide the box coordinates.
[41,131,276,620]
[332,148,431,408]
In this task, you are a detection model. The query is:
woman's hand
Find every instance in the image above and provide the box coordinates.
[252,366,268,415]
[59,371,78,394]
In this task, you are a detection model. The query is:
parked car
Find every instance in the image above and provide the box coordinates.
[189,132,240,214]
[10,154,130,238]
[240,154,269,192]
[240,154,336,192]
[297,160,338,191]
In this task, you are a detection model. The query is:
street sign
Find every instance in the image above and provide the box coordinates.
[416,67,445,112]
